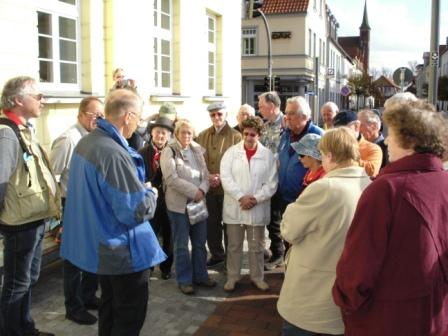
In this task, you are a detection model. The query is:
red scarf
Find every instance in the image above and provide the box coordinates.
[3,110,24,126]
[303,166,325,188]
[151,145,161,172]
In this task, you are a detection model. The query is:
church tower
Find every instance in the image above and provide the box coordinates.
[359,0,370,71]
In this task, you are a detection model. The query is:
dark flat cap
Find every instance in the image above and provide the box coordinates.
[333,110,358,127]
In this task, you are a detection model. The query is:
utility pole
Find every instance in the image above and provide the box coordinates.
[253,8,272,91]
[428,0,440,107]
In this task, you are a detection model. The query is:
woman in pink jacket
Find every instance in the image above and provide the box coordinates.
[333,100,448,336]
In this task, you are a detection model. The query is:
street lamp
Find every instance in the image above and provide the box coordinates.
[250,3,272,91]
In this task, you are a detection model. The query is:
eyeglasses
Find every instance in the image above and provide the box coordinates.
[210,112,223,118]
[84,111,104,119]
[28,93,44,101]
[129,111,143,122]
[243,131,258,138]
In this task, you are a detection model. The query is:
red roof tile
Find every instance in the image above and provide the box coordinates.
[262,0,310,14]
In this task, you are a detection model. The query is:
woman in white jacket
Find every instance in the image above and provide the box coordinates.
[220,116,278,292]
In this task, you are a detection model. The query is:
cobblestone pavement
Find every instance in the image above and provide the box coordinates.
[29,235,285,336]
[31,261,230,336]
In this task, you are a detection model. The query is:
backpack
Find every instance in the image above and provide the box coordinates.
[0,118,33,186]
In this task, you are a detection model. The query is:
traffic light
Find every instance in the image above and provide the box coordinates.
[263,76,270,91]
[273,76,280,92]
[248,0,263,18]
[252,0,263,18]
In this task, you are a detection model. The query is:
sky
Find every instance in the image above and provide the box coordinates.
[326,0,448,74]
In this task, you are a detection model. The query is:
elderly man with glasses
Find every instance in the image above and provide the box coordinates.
[0,76,61,336]
[50,96,104,325]
[196,102,242,268]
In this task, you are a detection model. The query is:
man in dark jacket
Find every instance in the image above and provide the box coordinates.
[196,102,241,267]
[139,114,174,279]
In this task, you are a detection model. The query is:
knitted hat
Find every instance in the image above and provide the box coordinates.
[291,133,322,161]
[159,102,177,121]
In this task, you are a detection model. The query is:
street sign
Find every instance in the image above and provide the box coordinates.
[431,52,439,61]
[327,68,335,76]
[393,67,413,87]
[340,86,351,97]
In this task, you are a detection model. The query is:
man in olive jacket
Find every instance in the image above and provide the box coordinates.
[196,102,241,267]
[0,76,60,336]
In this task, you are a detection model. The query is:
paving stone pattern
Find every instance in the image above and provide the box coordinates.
[30,257,283,336]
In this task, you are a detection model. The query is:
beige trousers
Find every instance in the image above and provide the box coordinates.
[226,224,265,282]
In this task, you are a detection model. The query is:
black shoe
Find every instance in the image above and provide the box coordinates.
[66,310,98,325]
[206,258,224,267]
[194,278,217,288]
[84,296,101,310]
[24,329,55,336]
[161,272,172,280]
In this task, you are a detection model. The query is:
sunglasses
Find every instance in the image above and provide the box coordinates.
[28,93,44,101]
[243,131,258,138]
[209,112,223,118]
[84,111,104,119]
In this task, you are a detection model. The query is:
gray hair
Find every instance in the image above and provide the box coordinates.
[384,92,418,109]
[259,91,281,108]
[105,89,142,119]
[239,104,255,116]
[286,96,311,119]
[321,101,339,114]
[1,76,36,109]
[358,109,381,127]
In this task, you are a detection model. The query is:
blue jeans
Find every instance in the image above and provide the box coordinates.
[167,210,208,285]
[282,320,343,336]
[1,222,45,336]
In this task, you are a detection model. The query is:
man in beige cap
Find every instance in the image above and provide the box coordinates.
[196,102,241,267]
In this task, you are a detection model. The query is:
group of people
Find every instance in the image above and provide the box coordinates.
[0,73,447,336]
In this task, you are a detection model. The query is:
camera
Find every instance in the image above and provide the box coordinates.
[120,78,129,87]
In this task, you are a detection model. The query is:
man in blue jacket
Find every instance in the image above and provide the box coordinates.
[60,89,166,335]
[278,96,324,203]
[268,97,324,270]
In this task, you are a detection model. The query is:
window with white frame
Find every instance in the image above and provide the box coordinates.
[37,0,79,88]
[207,14,217,92]
[242,28,257,56]
[153,0,172,90]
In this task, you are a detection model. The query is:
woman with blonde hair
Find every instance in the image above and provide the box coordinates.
[278,127,371,336]
[160,119,215,295]
[333,101,448,335]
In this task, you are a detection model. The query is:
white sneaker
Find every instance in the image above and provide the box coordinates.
[224,279,237,292]
[253,280,269,291]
